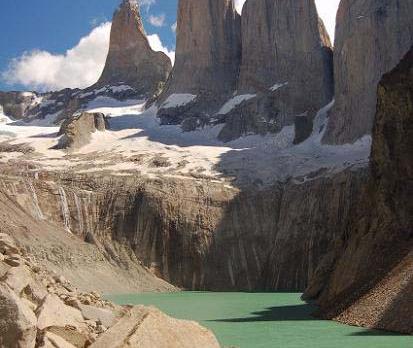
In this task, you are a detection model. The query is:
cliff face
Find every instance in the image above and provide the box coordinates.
[305,47,413,334]
[218,0,334,141]
[323,0,413,144]
[157,0,241,122]
[0,167,366,292]
[97,0,172,97]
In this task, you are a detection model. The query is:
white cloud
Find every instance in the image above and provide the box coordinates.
[233,0,339,42]
[147,34,175,65]
[139,0,155,11]
[171,22,177,33]
[2,22,175,91]
[148,14,166,27]
[2,22,111,91]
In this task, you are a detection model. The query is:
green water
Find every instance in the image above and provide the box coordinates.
[107,292,412,348]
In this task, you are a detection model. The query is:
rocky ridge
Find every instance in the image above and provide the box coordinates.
[323,0,413,144]
[0,232,220,347]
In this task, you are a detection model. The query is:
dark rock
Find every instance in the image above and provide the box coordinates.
[293,113,314,145]
[306,47,413,334]
[56,112,108,151]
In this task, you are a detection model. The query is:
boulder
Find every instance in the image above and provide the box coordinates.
[79,304,116,328]
[39,331,77,348]
[323,0,413,144]
[96,0,172,98]
[90,306,220,348]
[157,0,241,122]
[0,232,19,255]
[0,283,37,348]
[1,265,33,295]
[56,112,108,151]
[36,294,85,331]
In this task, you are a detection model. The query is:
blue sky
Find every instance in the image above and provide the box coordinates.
[0,0,339,92]
[0,0,178,91]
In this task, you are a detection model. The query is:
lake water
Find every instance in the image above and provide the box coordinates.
[107,292,412,348]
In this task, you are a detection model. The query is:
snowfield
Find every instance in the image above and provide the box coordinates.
[217,94,256,114]
[0,97,371,187]
[160,94,197,109]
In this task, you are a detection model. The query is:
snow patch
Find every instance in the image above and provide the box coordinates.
[110,85,133,93]
[217,94,256,115]
[161,94,197,109]
[270,82,288,92]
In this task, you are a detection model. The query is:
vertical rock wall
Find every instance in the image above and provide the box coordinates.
[306,47,413,334]
[323,0,413,144]
[97,0,172,97]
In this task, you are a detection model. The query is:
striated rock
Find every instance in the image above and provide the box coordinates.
[323,0,413,144]
[306,47,413,333]
[56,112,108,151]
[218,0,334,141]
[90,306,220,348]
[157,0,241,123]
[0,283,37,348]
[97,0,172,98]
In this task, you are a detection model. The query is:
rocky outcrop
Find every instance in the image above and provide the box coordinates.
[218,0,334,141]
[323,0,413,144]
[0,232,219,347]
[97,0,172,98]
[305,47,413,334]
[0,91,40,120]
[56,112,108,151]
[0,282,37,348]
[157,0,241,123]
[91,306,220,348]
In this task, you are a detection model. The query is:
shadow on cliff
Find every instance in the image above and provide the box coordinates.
[210,304,315,322]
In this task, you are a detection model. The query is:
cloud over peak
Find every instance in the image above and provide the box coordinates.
[2,22,174,92]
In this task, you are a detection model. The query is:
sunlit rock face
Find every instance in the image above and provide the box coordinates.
[157,0,241,122]
[323,0,413,144]
[218,0,334,142]
[97,0,172,98]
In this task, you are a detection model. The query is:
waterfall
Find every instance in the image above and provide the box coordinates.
[74,193,84,234]
[27,182,44,220]
[58,187,71,233]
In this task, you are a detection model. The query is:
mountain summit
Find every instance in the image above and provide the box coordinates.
[97,0,172,97]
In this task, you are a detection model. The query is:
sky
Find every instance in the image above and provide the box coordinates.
[0,0,340,92]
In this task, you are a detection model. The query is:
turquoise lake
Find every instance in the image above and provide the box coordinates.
[107,292,412,348]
